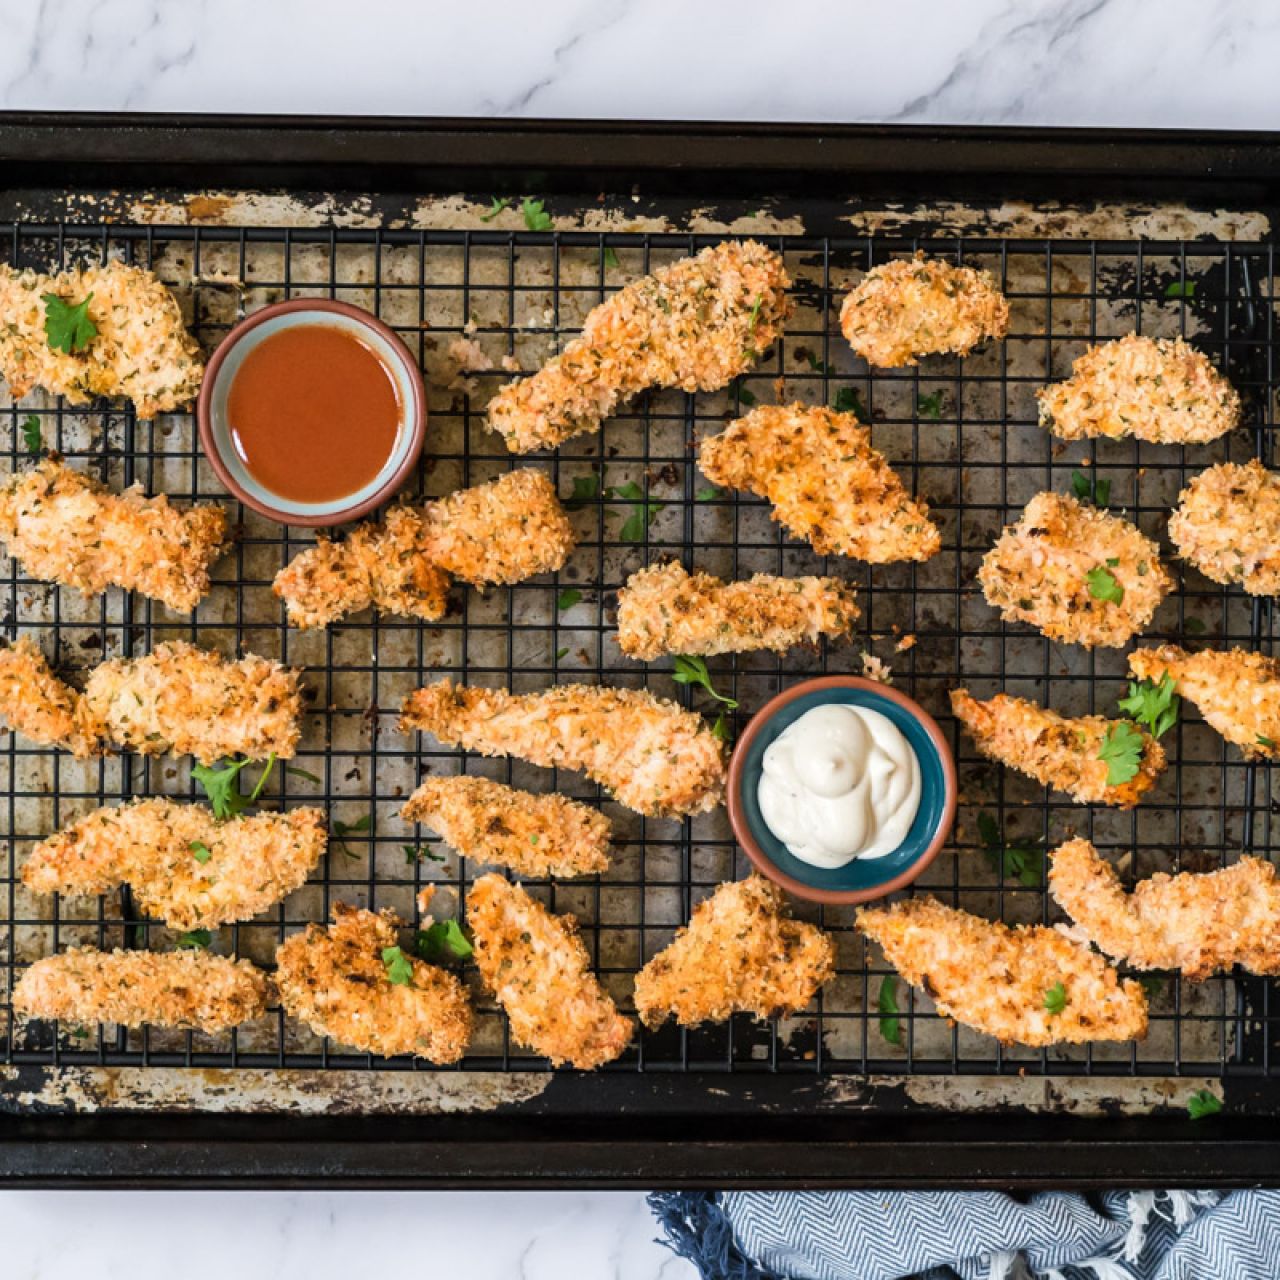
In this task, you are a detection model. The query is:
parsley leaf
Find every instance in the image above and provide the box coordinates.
[1099,720,1145,786]
[403,844,445,865]
[191,758,251,821]
[19,414,42,456]
[1138,974,1164,1000]
[381,945,414,986]
[1184,617,1206,635]
[800,348,833,375]
[975,811,1044,887]
[1258,735,1275,748]
[332,813,371,859]
[176,929,211,950]
[416,919,474,964]
[42,292,97,354]
[1117,674,1180,740]
[565,474,601,510]
[480,197,511,222]
[189,840,212,865]
[877,976,902,1046]
[672,655,739,710]
[832,386,865,418]
[609,480,665,541]
[1086,565,1125,604]
[1165,280,1197,300]
[1187,1088,1222,1119]
[603,246,620,269]
[1044,982,1068,1015]
[1071,469,1111,508]
[284,764,322,784]
[710,711,731,742]
[917,390,944,420]
[735,384,758,407]
[521,197,553,232]
[696,487,721,502]
[557,587,582,612]
[555,646,569,660]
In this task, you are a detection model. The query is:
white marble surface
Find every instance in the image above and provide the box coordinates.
[0,2,1273,1277]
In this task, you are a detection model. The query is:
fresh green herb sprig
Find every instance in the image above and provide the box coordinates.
[416,919,474,964]
[976,812,1045,888]
[521,197,554,232]
[1187,1088,1222,1119]
[609,480,665,542]
[43,292,97,354]
[381,945,414,986]
[176,929,211,951]
[479,197,511,222]
[1044,982,1068,1016]
[1165,280,1197,300]
[1117,674,1180,740]
[917,390,944,420]
[672,655,738,742]
[191,753,279,821]
[1086,562,1124,605]
[557,587,582,612]
[877,976,902,1046]
[1099,720,1145,786]
[332,813,372,859]
[19,415,42,456]
[833,386,865,418]
[403,844,446,866]
[1071,469,1111,508]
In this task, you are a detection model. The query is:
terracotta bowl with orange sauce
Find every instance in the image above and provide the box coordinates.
[197,299,426,526]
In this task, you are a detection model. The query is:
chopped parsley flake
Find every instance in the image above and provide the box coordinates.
[1071,469,1111,508]
[1044,982,1068,1015]
[520,197,553,232]
[189,840,212,865]
[19,414,42,456]
[976,811,1044,887]
[557,587,582,611]
[416,919,474,964]
[479,197,511,222]
[917,390,944,420]
[877,976,902,1045]
[1187,1089,1222,1119]
[176,929,211,951]
[1086,565,1124,604]
[381,945,414,986]
[832,386,866,418]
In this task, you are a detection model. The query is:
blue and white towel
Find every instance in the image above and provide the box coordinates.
[650,1190,1280,1280]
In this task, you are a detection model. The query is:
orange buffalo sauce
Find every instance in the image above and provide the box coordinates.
[227,325,402,504]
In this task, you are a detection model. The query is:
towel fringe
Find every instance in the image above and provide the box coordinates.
[985,1247,1018,1280]
[647,1191,775,1280]
[1075,1255,1137,1280]
[1120,1191,1155,1262]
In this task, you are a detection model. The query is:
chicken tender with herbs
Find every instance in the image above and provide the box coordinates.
[0,458,229,611]
[1049,837,1280,980]
[0,637,98,756]
[1129,645,1280,760]
[856,896,1148,1048]
[0,261,204,419]
[978,492,1172,648]
[1037,334,1240,444]
[487,240,790,453]
[400,679,726,818]
[839,252,1009,369]
[402,776,610,878]
[1168,459,1280,596]
[950,689,1165,808]
[698,404,940,563]
[616,562,859,661]
[633,875,835,1028]
[13,947,269,1034]
[467,873,633,1069]
[22,798,326,930]
[275,903,472,1062]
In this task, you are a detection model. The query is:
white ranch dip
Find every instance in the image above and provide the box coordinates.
[757,703,921,869]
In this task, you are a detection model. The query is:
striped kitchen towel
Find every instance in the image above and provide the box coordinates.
[650,1190,1280,1279]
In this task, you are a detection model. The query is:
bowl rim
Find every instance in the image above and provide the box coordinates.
[195,297,427,527]
[726,674,957,905]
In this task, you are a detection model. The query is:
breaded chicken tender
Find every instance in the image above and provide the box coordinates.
[0,261,204,419]
[400,679,726,818]
[615,562,859,660]
[950,689,1165,808]
[1129,645,1280,760]
[633,875,835,1028]
[1168,459,1280,596]
[272,469,572,629]
[698,404,940,563]
[1038,334,1240,444]
[275,903,473,1061]
[1049,837,1280,979]
[856,897,1148,1047]
[12,947,269,1033]
[978,492,1172,648]
[487,240,791,453]
[839,252,1009,369]
[402,776,610,878]
[467,873,632,1069]
[22,798,326,930]
[0,637,97,755]
[0,458,229,611]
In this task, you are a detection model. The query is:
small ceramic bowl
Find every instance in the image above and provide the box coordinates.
[727,675,956,905]
[197,299,426,526]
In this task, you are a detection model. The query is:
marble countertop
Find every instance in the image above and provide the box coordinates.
[1,1,1273,1277]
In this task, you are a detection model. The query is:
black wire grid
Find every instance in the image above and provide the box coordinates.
[0,222,1276,1083]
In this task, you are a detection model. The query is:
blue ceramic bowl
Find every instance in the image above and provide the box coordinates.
[727,676,956,905]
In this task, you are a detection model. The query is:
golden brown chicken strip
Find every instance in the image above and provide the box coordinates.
[0,261,204,419]
[0,458,229,611]
[12,947,269,1034]
[467,873,632,1069]
[839,252,1009,369]
[978,492,1172,648]
[633,875,835,1028]
[0,637,97,756]
[1168,460,1280,596]
[402,776,610,878]
[698,404,940,563]
[856,897,1148,1047]
[950,689,1165,808]
[272,469,572,629]
[275,903,473,1061]
[1129,645,1280,760]
[1049,837,1280,980]
[487,240,790,454]
[615,562,859,661]
[401,679,725,818]
[22,798,326,930]
[1037,334,1240,444]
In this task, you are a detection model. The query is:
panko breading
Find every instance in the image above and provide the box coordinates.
[0,637,97,756]
[615,562,859,660]
[400,679,726,818]
[839,252,1009,369]
[632,875,836,1028]
[856,897,1148,1047]
[22,798,326,930]
[1129,645,1280,760]
[1168,460,1280,596]
[401,776,610,878]
[978,492,1172,648]
[487,240,791,453]
[81,640,304,764]
[1049,837,1280,980]
[275,903,473,1062]
[0,261,204,419]
[0,458,229,611]
[950,689,1165,808]
[698,404,940,563]
[1037,334,1240,444]
[12,947,269,1033]
[466,873,633,1069]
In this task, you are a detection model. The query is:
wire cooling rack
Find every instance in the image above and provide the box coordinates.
[1,224,1276,1083]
